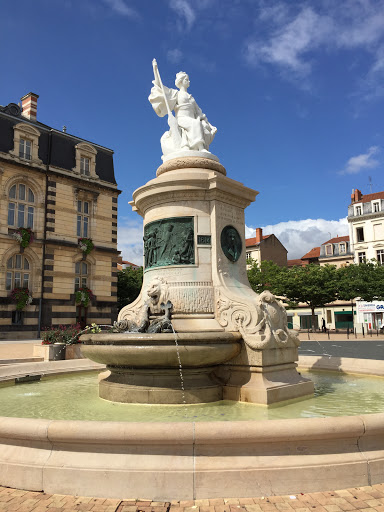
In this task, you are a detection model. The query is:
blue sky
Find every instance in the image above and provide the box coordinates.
[1,0,384,263]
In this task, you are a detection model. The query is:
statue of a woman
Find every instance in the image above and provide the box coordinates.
[148,59,217,157]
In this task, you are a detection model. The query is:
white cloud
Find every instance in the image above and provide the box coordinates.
[167,48,183,64]
[245,7,330,77]
[169,0,196,31]
[117,217,143,266]
[245,1,384,84]
[339,146,380,175]
[246,218,349,260]
[102,0,139,18]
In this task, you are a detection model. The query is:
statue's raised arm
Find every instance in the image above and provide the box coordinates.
[148,59,217,160]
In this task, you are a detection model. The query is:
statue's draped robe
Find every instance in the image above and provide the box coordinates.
[148,83,216,152]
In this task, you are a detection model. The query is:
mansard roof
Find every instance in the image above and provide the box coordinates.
[0,102,116,185]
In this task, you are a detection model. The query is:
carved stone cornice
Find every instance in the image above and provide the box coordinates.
[157,156,226,176]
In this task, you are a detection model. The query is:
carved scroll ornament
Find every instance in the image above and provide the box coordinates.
[216,289,300,350]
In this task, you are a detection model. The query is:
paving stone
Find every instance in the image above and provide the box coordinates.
[324,505,343,512]
[268,498,286,504]
[275,503,294,511]
[352,493,376,501]
[238,500,255,506]
[195,500,210,507]
[368,493,384,500]
[244,505,262,512]
[199,506,216,512]
[214,505,231,512]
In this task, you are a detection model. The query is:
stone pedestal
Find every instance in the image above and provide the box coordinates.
[218,347,314,405]
[84,156,315,406]
[99,367,223,404]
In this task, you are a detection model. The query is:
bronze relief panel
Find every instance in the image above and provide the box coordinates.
[144,217,195,269]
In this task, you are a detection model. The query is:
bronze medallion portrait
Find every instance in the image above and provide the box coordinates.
[221,225,242,263]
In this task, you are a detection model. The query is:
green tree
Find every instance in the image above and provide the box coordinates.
[117,266,143,311]
[247,260,283,294]
[274,264,339,332]
[337,262,384,303]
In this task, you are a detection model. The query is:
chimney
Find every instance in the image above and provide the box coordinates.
[20,92,39,121]
[351,188,362,203]
[255,228,263,243]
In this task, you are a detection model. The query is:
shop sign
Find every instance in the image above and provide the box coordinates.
[357,302,384,313]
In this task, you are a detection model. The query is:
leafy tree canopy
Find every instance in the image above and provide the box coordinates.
[337,261,384,302]
[117,266,143,311]
[247,259,283,294]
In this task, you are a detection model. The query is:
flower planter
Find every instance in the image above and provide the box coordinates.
[33,344,66,361]
[52,344,66,361]
[65,344,85,360]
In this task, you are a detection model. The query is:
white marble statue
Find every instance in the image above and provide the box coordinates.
[149,59,217,157]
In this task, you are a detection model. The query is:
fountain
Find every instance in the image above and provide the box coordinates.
[0,61,384,500]
[80,59,314,405]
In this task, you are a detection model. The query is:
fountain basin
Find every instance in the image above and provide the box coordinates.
[80,331,242,367]
[0,356,383,499]
[80,331,243,404]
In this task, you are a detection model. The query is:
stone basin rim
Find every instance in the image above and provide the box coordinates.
[80,331,243,345]
[0,356,384,499]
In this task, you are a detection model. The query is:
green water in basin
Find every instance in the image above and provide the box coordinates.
[1,369,383,422]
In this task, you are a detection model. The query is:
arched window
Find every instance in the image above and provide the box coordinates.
[75,261,88,290]
[6,254,30,291]
[8,183,35,228]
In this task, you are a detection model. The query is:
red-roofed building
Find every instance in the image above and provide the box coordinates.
[246,228,287,267]
[117,257,140,271]
[287,258,304,268]
[348,188,384,265]
[301,247,320,265]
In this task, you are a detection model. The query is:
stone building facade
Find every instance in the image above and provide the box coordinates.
[348,188,384,265]
[0,93,120,339]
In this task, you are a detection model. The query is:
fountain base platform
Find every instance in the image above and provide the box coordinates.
[99,367,223,404]
[81,332,314,405]
[81,331,243,404]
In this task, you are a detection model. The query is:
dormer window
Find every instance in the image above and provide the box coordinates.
[355,205,362,216]
[73,143,98,178]
[10,123,42,165]
[80,157,90,176]
[373,201,380,213]
[325,244,333,256]
[339,243,346,254]
[19,138,32,160]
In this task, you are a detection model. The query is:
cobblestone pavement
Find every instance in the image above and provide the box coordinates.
[2,485,384,512]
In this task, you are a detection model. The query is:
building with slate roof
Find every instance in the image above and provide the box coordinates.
[0,93,120,339]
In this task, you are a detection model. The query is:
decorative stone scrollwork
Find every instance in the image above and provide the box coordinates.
[216,289,300,350]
